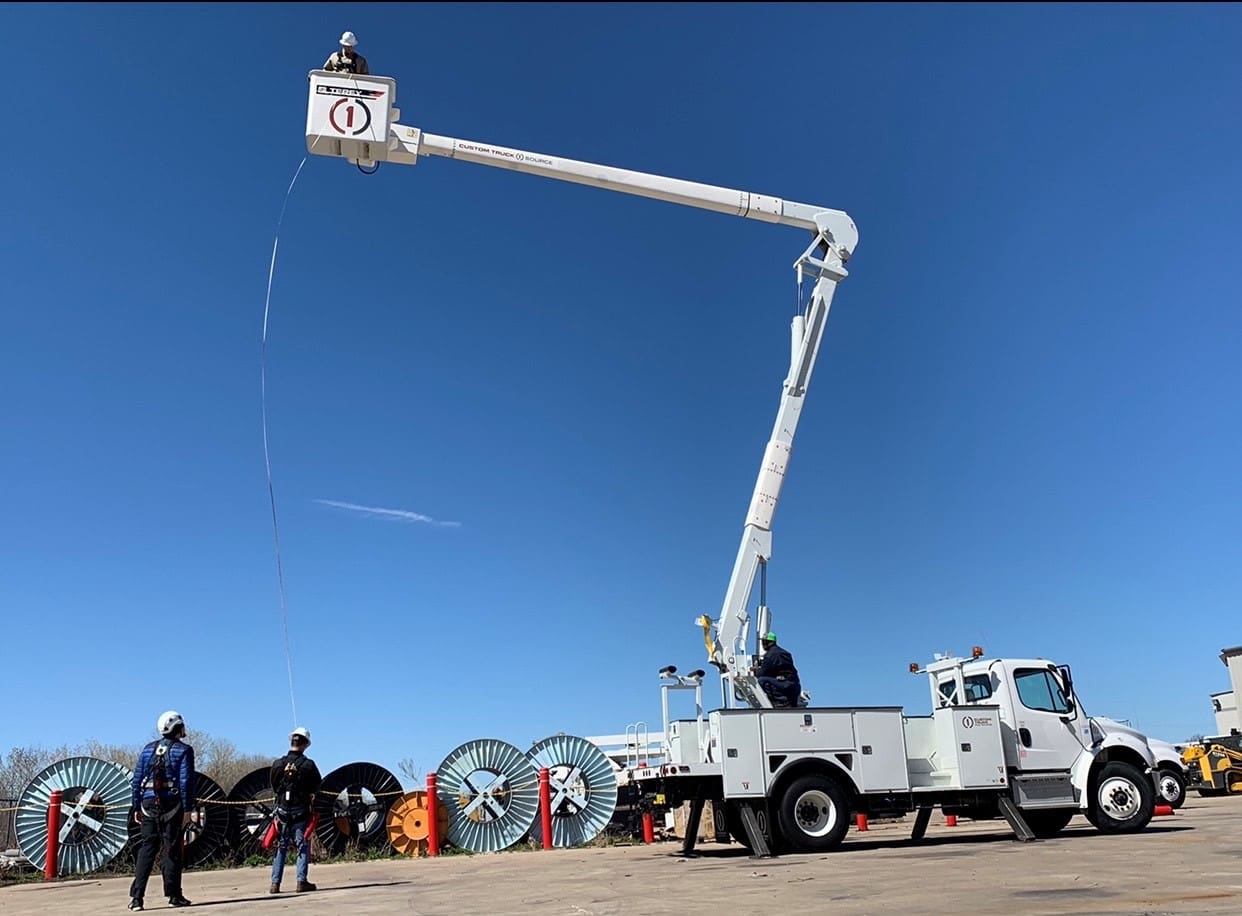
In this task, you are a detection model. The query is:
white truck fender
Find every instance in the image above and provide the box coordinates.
[1071,724,1159,807]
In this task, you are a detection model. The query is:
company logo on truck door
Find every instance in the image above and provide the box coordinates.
[962,715,994,728]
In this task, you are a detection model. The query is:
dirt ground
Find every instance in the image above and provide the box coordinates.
[3,796,1240,915]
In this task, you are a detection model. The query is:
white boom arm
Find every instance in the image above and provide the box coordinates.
[306,71,856,708]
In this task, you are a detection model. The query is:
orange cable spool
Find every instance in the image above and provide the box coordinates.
[387,791,450,857]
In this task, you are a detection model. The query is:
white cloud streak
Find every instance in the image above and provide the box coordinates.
[314,499,461,528]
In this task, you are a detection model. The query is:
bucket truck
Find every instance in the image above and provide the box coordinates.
[304,69,1161,857]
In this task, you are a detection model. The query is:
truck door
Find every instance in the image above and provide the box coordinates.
[1006,667,1084,772]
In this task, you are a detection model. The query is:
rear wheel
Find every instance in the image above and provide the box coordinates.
[1157,767,1186,809]
[1088,761,1154,834]
[1023,808,1075,838]
[776,774,851,853]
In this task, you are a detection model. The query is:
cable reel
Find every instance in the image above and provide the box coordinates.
[385,790,450,857]
[527,734,619,847]
[435,738,539,853]
[225,766,279,861]
[15,757,133,876]
[314,762,403,856]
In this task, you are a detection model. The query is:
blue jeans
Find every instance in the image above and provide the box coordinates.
[271,820,310,885]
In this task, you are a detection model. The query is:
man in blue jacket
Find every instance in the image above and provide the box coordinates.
[756,632,802,708]
[128,710,196,911]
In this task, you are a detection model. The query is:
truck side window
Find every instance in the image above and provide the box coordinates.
[937,678,958,706]
[963,675,993,702]
[1014,669,1070,714]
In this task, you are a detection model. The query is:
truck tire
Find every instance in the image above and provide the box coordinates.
[1022,808,1075,838]
[776,774,850,853]
[1157,767,1186,810]
[1088,761,1154,834]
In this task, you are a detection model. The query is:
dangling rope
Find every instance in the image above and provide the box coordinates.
[261,155,309,729]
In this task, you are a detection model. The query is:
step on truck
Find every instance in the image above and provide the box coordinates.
[632,649,1160,856]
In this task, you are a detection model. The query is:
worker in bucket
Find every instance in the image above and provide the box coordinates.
[755,632,802,708]
[128,710,196,911]
[269,727,324,894]
[323,31,370,75]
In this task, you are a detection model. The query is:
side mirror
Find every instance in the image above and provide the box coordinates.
[1057,664,1074,696]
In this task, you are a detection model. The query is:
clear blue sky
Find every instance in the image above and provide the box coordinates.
[2,3,1239,786]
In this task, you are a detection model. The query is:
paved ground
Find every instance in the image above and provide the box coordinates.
[3,796,1240,915]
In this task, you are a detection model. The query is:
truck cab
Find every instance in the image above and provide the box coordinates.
[927,653,1158,832]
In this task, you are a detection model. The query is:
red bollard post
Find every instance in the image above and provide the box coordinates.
[45,789,62,881]
[426,773,440,857]
[539,767,553,850]
[642,811,655,844]
[855,813,869,832]
[945,814,958,827]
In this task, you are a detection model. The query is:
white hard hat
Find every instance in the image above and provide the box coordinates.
[290,726,312,746]
[339,31,358,47]
[158,710,185,737]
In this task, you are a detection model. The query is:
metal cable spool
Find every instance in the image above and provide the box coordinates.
[15,756,133,875]
[436,738,539,853]
[526,734,619,847]
[121,772,229,868]
[313,762,403,856]
[225,766,278,861]
[385,790,450,857]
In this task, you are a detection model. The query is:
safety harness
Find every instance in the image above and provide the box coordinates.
[329,51,362,74]
[264,754,317,847]
[139,739,183,823]
[275,754,315,825]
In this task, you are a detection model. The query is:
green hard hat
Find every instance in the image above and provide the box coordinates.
[763,631,777,642]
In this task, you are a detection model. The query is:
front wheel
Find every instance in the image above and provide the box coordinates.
[1088,761,1155,834]
[1023,808,1075,838]
[776,774,851,853]
[1157,767,1186,809]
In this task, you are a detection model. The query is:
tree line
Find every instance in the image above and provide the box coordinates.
[0,733,271,800]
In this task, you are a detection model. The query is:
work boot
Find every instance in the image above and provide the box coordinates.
[168,895,192,907]
[269,882,281,894]
[296,880,317,893]
[127,899,143,912]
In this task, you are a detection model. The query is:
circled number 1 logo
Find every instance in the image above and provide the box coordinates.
[329,98,372,136]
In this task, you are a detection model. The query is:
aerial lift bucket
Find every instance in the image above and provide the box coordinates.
[306,70,399,167]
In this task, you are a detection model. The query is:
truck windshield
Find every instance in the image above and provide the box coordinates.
[1014,668,1071,714]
